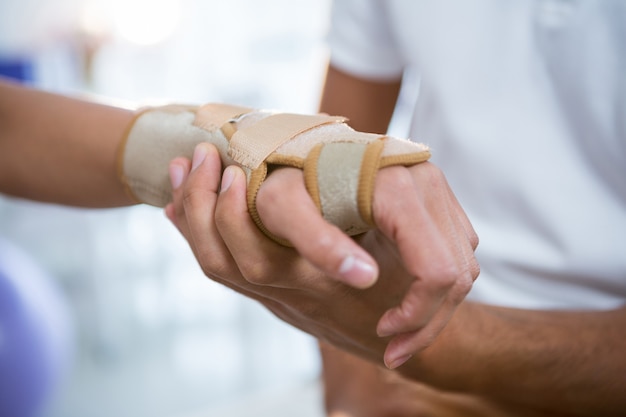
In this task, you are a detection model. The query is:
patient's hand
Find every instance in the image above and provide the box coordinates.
[166,143,479,367]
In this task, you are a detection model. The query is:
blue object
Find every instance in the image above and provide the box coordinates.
[0,57,34,83]
[0,239,73,417]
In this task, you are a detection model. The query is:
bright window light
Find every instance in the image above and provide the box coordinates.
[113,0,182,45]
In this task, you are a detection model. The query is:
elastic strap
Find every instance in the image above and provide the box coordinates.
[194,103,252,131]
[230,113,345,169]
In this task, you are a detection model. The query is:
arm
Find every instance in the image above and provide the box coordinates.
[0,78,135,207]
[319,65,401,134]
[320,67,626,414]
[318,65,626,415]
[165,146,626,415]
[318,65,479,366]
[406,302,626,416]
[163,64,478,366]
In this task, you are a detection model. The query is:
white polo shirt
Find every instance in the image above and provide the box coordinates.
[328,0,626,310]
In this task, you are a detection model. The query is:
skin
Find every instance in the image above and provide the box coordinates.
[318,66,626,417]
[166,66,626,416]
[1,76,479,366]
[0,79,134,207]
[3,74,624,416]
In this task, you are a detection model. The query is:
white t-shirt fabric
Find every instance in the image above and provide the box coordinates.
[327,0,626,310]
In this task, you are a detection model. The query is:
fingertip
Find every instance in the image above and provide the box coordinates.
[337,254,379,289]
[169,158,189,190]
[383,333,415,369]
[384,352,413,370]
[220,165,247,193]
[169,162,185,190]
[376,309,398,337]
[191,143,209,171]
[220,166,236,193]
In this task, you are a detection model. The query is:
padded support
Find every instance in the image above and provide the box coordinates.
[119,103,430,244]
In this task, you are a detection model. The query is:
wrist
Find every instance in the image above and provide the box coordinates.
[400,302,486,394]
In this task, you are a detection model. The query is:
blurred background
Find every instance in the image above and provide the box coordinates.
[0,1,332,416]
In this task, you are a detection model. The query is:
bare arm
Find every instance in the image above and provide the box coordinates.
[318,66,626,416]
[0,78,135,207]
[164,141,626,415]
[408,303,626,416]
[319,65,401,134]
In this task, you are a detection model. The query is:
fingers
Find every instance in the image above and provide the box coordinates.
[165,157,192,237]
[256,167,379,289]
[444,179,479,251]
[382,298,458,369]
[213,164,313,288]
[214,164,345,293]
[371,164,477,363]
[166,143,243,283]
[169,148,380,289]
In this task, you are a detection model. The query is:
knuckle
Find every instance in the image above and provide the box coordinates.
[419,261,476,303]
[257,175,282,204]
[385,167,415,199]
[390,298,420,325]
[455,273,474,299]
[181,184,203,210]
[398,305,419,325]
[240,259,275,285]
[428,261,461,290]
[470,258,481,282]
[300,231,349,273]
[197,249,231,281]
[469,229,480,250]
[257,167,300,208]
[373,168,415,228]
[308,232,336,256]
[420,162,446,186]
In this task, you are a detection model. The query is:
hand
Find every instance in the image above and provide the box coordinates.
[255,152,479,368]
[166,143,479,368]
[165,144,407,358]
[170,154,626,416]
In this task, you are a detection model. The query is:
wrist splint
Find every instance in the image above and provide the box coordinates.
[118,103,430,244]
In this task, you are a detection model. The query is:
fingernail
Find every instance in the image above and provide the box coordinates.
[386,354,413,370]
[377,312,399,337]
[220,166,235,193]
[377,322,394,338]
[169,164,184,189]
[338,255,377,288]
[191,144,208,171]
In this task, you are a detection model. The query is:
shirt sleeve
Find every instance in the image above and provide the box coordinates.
[326,0,406,81]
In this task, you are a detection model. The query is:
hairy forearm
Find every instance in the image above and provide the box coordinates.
[403,302,626,416]
[0,79,135,207]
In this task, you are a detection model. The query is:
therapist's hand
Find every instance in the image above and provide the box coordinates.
[166,143,479,368]
[257,157,479,367]
[166,143,406,358]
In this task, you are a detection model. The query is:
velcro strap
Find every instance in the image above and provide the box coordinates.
[308,142,371,235]
[194,103,252,131]
[229,113,345,169]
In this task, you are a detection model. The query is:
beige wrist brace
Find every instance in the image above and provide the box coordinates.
[118,104,430,245]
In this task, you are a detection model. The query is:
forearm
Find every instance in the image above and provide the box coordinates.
[404,302,626,416]
[319,65,401,133]
[0,79,135,207]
